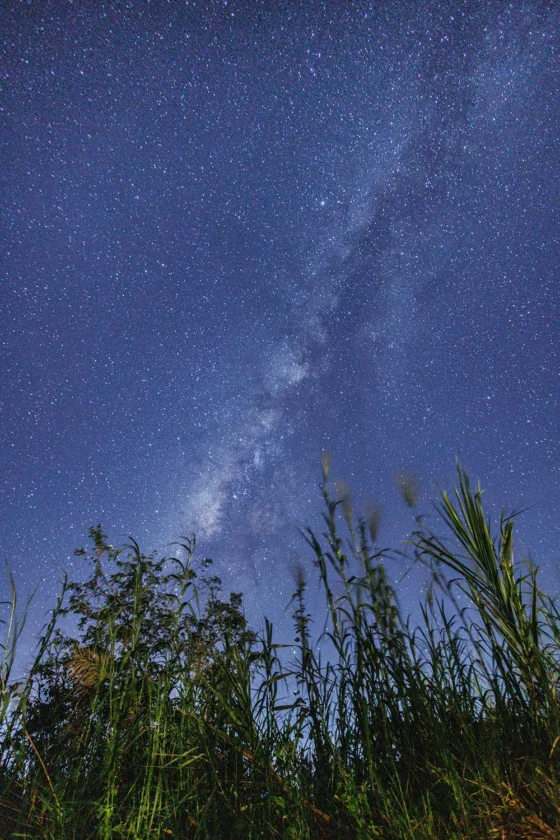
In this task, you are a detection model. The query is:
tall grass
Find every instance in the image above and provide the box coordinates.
[0,465,559,838]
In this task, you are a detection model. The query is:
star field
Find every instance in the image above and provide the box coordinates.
[1,1,559,658]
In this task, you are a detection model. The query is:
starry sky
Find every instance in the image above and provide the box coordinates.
[2,1,559,659]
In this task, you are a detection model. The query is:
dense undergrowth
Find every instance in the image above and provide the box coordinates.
[1,463,559,838]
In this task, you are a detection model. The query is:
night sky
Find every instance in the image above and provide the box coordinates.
[2,1,559,661]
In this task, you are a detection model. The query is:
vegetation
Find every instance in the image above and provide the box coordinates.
[0,464,559,838]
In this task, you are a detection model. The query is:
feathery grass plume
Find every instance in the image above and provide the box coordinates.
[65,646,112,692]
[364,503,382,545]
[396,468,420,508]
[321,450,331,484]
[335,481,353,532]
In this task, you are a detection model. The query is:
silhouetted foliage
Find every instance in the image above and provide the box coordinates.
[0,466,559,839]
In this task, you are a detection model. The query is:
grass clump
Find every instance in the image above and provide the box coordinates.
[0,465,559,838]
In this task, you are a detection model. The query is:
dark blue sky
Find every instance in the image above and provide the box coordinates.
[2,1,559,659]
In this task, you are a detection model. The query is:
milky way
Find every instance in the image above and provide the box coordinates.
[1,2,559,654]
